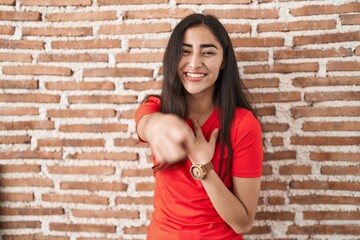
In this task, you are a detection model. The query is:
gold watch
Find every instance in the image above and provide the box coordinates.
[190,162,214,180]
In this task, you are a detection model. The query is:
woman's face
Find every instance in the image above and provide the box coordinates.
[177,24,224,99]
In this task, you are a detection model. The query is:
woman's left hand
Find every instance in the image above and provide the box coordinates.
[188,119,219,165]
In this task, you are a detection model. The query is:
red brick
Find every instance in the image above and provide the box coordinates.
[303,211,360,220]
[254,106,275,116]
[124,226,148,234]
[136,182,154,191]
[248,226,272,234]
[261,181,287,190]
[0,26,15,35]
[120,109,136,119]
[116,196,153,205]
[232,37,284,47]
[321,166,360,176]
[251,92,301,103]
[0,52,33,62]
[124,80,162,91]
[68,95,137,104]
[235,51,268,62]
[0,40,44,49]
[3,65,72,76]
[305,91,360,102]
[46,11,117,22]
[258,20,336,32]
[37,138,104,147]
[39,53,108,62]
[293,76,359,87]
[128,38,168,48]
[0,121,54,130]
[52,39,120,49]
[47,109,115,118]
[23,27,92,37]
[60,123,127,133]
[291,3,360,16]
[178,0,250,3]
[0,0,15,5]
[224,24,251,34]
[0,135,30,144]
[311,152,360,162]
[204,9,278,19]
[244,62,319,74]
[242,78,279,88]
[356,46,360,56]
[289,195,360,205]
[98,0,167,5]
[270,137,283,146]
[122,168,153,177]
[264,151,297,161]
[0,164,40,173]
[0,151,62,160]
[341,14,360,25]
[0,107,38,116]
[279,165,312,175]
[294,31,360,46]
[287,224,360,235]
[43,194,108,205]
[291,106,360,118]
[262,165,272,175]
[275,48,352,60]
[72,209,138,219]
[268,196,285,205]
[0,221,41,229]
[256,211,295,221]
[0,192,34,202]
[21,0,91,6]
[0,11,41,21]
[83,68,152,77]
[48,165,115,175]
[0,94,60,103]
[290,180,360,191]
[0,207,64,216]
[45,81,114,90]
[99,23,171,34]
[0,79,37,88]
[114,138,148,148]
[69,151,138,161]
[0,178,53,187]
[60,181,127,191]
[116,52,163,63]
[291,136,360,146]
[3,235,69,240]
[303,121,359,131]
[49,223,115,233]
[327,61,360,71]
[262,122,289,132]
[124,8,194,19]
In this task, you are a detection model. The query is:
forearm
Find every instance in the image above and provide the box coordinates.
[137,112,163,142]
[201,171,256,234]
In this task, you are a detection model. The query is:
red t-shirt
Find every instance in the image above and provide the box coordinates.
[135,97,263,240]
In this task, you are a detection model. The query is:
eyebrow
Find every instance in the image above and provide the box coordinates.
[182,43,218,49]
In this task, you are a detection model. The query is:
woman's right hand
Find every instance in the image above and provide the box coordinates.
[142,113,195,163]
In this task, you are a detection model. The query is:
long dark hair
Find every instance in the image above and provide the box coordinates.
[153,14,256,178]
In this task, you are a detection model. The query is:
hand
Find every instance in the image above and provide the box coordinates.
[188,119,219,165]
[144,113,195,163]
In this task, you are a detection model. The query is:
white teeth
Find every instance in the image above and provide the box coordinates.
[186,73,206,78]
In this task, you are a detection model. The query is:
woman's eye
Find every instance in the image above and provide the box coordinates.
[203,51,215,56]
[182,49,191,55]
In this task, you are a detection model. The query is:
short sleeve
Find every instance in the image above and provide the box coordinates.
[231,110,263,178]
[135,96,161,142]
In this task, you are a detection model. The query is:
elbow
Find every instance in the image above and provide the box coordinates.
[232,221,254,235]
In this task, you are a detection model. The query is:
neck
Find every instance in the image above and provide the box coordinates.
[186,92,214,124]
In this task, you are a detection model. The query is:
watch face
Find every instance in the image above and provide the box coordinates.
[190,166,203,180]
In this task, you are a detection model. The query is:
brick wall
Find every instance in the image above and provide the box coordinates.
[0,0,359,239]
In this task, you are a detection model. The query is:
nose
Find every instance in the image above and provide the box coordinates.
[189,53,202,69]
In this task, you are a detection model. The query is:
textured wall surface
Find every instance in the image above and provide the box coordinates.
[0,0,359,239]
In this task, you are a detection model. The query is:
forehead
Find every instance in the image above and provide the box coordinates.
[183,25,221,47]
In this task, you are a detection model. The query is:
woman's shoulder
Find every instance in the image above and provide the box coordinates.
[232,107,261,132]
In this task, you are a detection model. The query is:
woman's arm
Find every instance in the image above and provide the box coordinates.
[189,119,261,234]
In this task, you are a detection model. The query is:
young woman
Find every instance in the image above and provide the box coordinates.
[135,14,263,240]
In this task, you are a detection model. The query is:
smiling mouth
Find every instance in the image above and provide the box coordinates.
[185,72,207,79]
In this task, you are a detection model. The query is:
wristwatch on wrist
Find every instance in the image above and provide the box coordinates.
[190,162,214,180]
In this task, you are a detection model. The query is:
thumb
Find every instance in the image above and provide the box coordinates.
[209,128,219,145]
